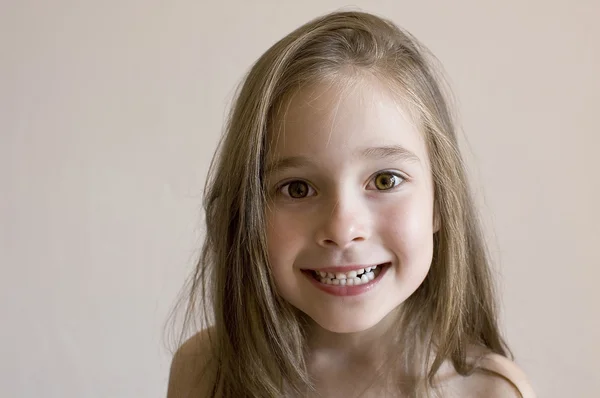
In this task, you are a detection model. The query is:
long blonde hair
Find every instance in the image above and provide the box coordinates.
[170,9,510,397]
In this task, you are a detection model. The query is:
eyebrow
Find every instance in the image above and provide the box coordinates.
[265,145,421,175]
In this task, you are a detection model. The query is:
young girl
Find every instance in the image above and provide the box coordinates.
[166,10,534,398]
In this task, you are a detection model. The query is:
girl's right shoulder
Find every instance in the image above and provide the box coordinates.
[167,327,217,398]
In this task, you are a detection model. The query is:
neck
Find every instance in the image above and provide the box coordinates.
[305,306,402,366]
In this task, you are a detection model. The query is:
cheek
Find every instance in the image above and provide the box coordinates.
[265,210,305,269]
[379,196,435,263]
[265,210,310,298]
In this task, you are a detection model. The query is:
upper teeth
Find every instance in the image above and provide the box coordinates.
[316,265,377,280]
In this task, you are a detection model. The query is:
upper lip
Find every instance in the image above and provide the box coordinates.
[302,263,389,273]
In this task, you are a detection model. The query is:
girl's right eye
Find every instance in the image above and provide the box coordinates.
[278,180,316,199]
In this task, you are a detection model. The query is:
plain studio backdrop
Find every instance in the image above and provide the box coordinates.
[1,1,598,397]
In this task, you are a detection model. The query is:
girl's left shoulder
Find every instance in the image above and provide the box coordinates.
[437,348,535,398]
[473,352,536,398]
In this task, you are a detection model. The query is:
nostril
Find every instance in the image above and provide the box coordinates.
[317,226,369,248]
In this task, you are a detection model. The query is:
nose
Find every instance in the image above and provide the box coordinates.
[315,196,371,249]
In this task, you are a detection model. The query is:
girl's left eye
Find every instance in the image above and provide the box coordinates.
[368,171,405,191]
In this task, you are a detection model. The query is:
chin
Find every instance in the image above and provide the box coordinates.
[306,305,396,334]
[316,320,379,334]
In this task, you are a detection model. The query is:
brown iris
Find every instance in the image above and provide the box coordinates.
[287,181,309,198]
[374,173,397,190]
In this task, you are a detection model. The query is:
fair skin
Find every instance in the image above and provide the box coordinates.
[265,77,436,396]
[167,77,535,397]
[167,327,533,397]
[265,77,436,334]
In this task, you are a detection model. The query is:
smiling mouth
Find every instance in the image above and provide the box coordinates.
[303,263,390,286]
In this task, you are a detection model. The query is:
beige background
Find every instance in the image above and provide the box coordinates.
[1,1,598,397]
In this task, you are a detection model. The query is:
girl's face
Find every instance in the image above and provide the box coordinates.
[265,78,437,333]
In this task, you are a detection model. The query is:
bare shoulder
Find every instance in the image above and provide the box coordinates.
[167,327,217,398]
[437,350,535,398]
[474,353,536,398]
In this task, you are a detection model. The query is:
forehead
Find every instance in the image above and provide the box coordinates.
[268,78,429,166]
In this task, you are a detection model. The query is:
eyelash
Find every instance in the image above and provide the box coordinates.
[276,171,407,199]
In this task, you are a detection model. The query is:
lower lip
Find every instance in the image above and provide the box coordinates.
[303,263,390,297]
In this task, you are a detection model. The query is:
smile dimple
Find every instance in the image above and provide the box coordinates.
[311,265,383,286]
